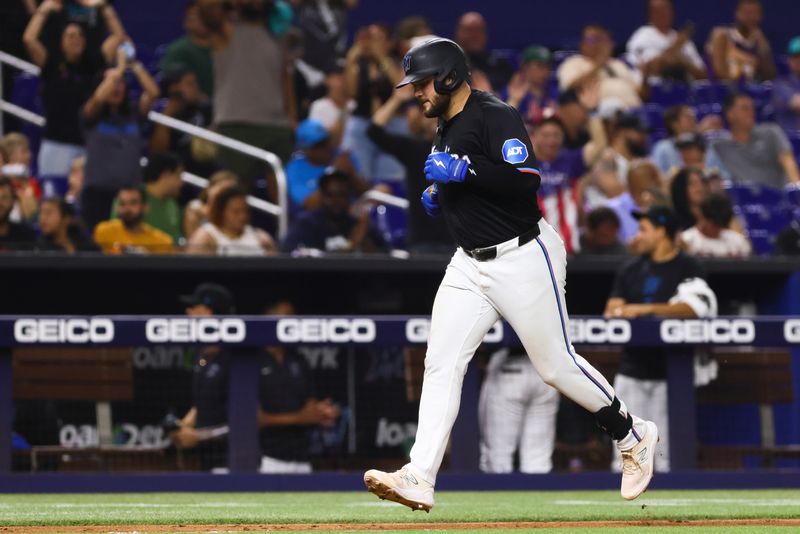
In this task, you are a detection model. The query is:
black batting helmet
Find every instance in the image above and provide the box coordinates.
[396,38,470,95]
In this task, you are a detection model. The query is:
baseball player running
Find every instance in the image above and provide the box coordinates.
[364,38,658,511]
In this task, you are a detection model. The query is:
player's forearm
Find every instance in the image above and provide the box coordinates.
[22,7,48,66]
[371,96,402,127]
[582,116,608,166]
[686,61,708,80]
[258,410,306,427]
[132,62,160,100]
[647,302,697,318]
[101,3,127,40]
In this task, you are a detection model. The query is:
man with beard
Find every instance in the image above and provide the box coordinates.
[281,169,386,254]
[93,187,174,254]
[584,112,652,209]
[363,38,658,512]
[0,177,36,252]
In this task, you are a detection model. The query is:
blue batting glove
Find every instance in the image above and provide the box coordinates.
[420,183,441,217]
[424,152,468,184]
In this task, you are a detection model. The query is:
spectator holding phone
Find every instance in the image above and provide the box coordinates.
[150,65,216,177]
[626,0,707,83]
[706,0,776,82]
[80,42,160,230]
[22,0,126,176]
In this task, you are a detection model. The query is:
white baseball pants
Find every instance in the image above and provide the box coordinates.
[479,348,560,473]
[408,220,647,484]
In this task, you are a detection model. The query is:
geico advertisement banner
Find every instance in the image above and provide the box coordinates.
[1,316,799,347]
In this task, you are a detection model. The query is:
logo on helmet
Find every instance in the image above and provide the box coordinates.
[403,54,411,73]
[502,139,528,164]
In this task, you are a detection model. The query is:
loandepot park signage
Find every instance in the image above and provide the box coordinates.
[1,316,799,347]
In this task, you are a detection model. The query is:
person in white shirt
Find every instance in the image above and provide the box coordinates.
[626,0,707,83]
[308,66,355,148]
[558,24,642,109]
[681,193,751,257]
[187,185,276,256]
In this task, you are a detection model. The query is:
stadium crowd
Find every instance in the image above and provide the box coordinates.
[0,0,799,257]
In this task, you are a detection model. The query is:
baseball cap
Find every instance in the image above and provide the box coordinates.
[788,36,800,56]
[615,111,651,133]
[597,97,627,119]
[675,132,707,151]
[521,45,552,64]
[160,63,190,93]
[557,88,580,106]
[295,119,329,150]
[632,205,680,238]
[180,283,235,314]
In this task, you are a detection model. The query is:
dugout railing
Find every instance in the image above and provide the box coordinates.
[1,315,799,492]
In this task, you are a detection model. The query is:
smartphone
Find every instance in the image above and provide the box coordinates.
[119,41,136,61]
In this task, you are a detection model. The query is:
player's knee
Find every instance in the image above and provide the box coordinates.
[537,367,560,388]
[423,350,468,377]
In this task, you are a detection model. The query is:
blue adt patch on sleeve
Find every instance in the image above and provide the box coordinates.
[502,138,528,164]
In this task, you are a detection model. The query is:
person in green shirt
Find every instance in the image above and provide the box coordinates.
[112,152,184,243]
[159,1,214,98]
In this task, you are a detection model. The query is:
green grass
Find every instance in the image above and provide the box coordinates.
[0,489,798,530]
[286,531,800,534]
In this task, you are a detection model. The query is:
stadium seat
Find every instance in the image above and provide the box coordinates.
[692,80,732,110]
[649,82,691,107]
[38,175,69,199]
[644,103,666,133]
[724,183,784,207]
[726,183,795,255]
[741,82,774,122]
[370,203,407,250]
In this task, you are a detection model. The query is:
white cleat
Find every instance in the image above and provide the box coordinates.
[620,420,659,500]
[363,466,434,512]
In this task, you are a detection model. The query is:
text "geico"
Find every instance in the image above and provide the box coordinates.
[405,318,503,344]
[276,318,375,343]
[660,319,755,344]
[785,319,800,343]
[14,318,114,343]
[568,319,631,344]
[145,318,246,343]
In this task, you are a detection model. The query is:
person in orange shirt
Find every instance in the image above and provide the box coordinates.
[93,186,174,254]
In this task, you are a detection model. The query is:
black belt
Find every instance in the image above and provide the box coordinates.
[463,225,540,262]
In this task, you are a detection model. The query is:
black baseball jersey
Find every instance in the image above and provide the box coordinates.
[433,90,542,250]
[610,252,706,380]
[192,348,230,428]
[258,348,315,462]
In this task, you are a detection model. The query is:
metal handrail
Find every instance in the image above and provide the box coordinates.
[0,50,40,76]
[0,52,288,237]
[182,171,282,216]
[0,101,45,127]
[362,189,409,209]
[148,111,289,238]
